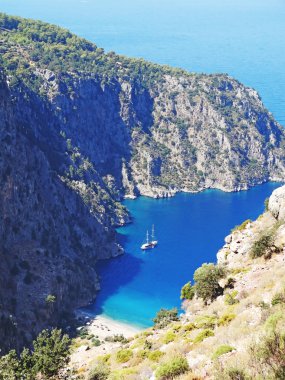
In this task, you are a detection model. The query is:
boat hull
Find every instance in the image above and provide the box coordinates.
[141,241,158,250]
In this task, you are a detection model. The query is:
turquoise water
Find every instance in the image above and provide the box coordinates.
[86,183,281,327]
[0,0,285,124]
[1,1,285,326]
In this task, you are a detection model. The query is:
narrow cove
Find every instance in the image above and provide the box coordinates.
[84,182,282,328]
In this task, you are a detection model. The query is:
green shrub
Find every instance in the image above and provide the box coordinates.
[251,331,285,379]
[264,312,283,331]
[105,334,128,344]
[147,350,164,362]
[180,282,195,300]
[45,294,56,304]
[250,232,274,259]
[224,291,239,305]
[0,329,70,379]
[218,313,236,326]
[231,219,251,233]
[153,308,179,329]
[194,315,217,329]
[226,368,249,380]
[32,329,70,377]
[163,331,176,344]
[193,263,226,303]
[78,327,88,338]
[264,197,269,212]
[144,339,153,350]
[156,356,189,379]
[193,329,214,343]
[212,345,235,360]
[88,364,110,380]
[271,290,285,306]
[96,354,111,364]
[183,323,196,332]
[116,349,133,363]
[136,349,148,359]
[91,338,101,347]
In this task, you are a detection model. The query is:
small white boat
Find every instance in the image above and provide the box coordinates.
[141,225,158,250]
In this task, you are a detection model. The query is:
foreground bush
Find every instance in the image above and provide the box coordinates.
[116,349,133,363]
[156,356,189,379]
[212,345,235,360]
[0,329,70,378]
[250,232,274,259]
[88,363,110,380]
[180,282,195,300]
[193,263,225,303]
[231,219,251,233]
[193,329,214,343]
[252,331,285,378]
[153,308,179,329]
[271,289,285,306]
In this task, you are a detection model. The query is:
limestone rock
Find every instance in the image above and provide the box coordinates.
[268,185,285,220]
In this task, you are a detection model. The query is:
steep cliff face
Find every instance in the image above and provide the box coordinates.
[1,13,285,353]
[0,70,124,352]
[1,14,285,200]
[41,70,285,199]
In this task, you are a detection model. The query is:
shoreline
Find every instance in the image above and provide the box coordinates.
[76,310,143,339]
[70,312,143,373]
[85,314,143,339]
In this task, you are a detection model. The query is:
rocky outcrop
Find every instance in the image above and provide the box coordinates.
[268,185,285,220]
[217,185,285,268]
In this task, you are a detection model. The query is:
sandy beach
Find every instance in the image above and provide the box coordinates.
[70,313,142,375]
[86,314,141,339]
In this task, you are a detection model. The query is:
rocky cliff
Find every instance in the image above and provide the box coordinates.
[1,13,285,353]
[1,14,285,200]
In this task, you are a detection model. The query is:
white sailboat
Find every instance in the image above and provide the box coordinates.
[141,225,158,250]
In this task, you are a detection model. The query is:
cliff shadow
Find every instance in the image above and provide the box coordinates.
[82,242,143,317]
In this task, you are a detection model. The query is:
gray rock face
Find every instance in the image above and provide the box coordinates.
[0,71,123,352]
[49,74,285,199]
[268,185,285,220]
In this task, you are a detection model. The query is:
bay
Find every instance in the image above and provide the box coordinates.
[86,183,281,327]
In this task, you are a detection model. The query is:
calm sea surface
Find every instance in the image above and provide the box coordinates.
[1,0,284,326]
[87,183,281,327]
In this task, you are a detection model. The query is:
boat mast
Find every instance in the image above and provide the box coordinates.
[152,225,155,241]
[146,230,149,244]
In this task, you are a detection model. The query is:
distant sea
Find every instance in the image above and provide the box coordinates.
[1,0,284,326]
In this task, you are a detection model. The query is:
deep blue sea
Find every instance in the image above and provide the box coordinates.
[87,183,281,327]
[1,0,284,327]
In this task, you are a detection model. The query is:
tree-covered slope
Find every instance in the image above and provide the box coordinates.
[1,13,285,198]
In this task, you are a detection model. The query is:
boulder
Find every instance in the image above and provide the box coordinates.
[268,185,285,220]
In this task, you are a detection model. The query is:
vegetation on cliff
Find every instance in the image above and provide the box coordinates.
[1,12,285,200]
[0,329,70,378]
